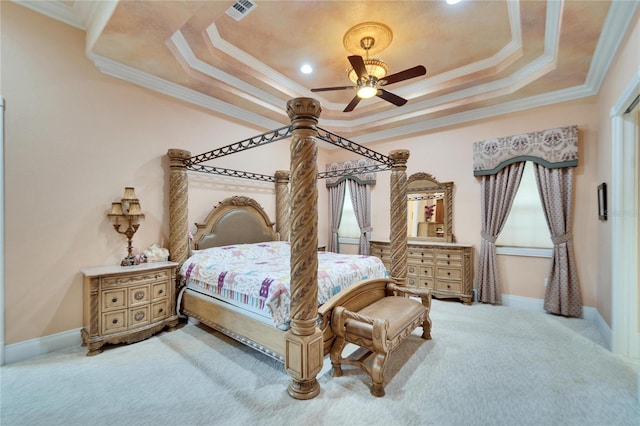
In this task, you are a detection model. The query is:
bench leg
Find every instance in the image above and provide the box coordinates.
[370,352,389,397]
[422,314,432,340]
[330,335,346,377]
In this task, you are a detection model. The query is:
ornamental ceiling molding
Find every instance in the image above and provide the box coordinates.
[472,125,578,176]
[15,0,639,145]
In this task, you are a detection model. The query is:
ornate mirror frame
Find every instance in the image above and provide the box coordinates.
[406,172,454,243]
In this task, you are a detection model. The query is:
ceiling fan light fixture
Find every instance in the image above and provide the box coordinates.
[357,83,378,99]
[347,59,388,83]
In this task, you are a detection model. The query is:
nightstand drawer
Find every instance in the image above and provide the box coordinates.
[152,300,169,321]
[102,289,126,312]
[103,269,171,288]
[152,282,168,301]
[129,285,150,307]
[129,306,150,328]
[102,310,127,335]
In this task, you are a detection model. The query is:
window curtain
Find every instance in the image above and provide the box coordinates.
[473,125,581,314]
[347,179,372,255]
[476,162,525,304]
[533,164,582,318]
[326,159,376,254]
[328,180,346,253]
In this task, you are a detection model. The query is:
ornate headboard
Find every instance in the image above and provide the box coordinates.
[192,196,279,250]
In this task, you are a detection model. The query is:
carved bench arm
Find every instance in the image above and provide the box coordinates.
[332,306,390,353]
[387,283,432,308]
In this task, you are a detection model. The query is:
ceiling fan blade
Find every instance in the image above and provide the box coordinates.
[348,55,369,81]
[343,95,362,112]
[377,89,407,107]
[310,86,354,92]
[381,65,426,86]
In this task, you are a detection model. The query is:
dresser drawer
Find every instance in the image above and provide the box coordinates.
[435,250,463,261]
[408,264,419,276]
[102,310,127,335]
[436,258,463,268]
[368,242,473,305]
[370,245,390,257]
[419,265,433,278]
[436,267,462,280]
[435,280,462,293]
[102,289,126,312]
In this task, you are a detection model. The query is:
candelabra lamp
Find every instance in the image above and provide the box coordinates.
[108,187,145,266]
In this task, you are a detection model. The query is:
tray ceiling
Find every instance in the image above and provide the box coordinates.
[15,0,639,143]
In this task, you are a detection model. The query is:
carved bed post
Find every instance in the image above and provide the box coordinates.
[389,149,410,286]
[167,149,191,267]
[274,170,290,241]
[285,97,323,400]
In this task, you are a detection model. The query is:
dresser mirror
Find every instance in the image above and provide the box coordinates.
[407,173,454,242]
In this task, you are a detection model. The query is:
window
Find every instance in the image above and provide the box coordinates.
[338,183,360,242]
[496,162,552,256]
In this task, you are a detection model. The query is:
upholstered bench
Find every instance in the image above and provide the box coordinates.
[329,282,432,397]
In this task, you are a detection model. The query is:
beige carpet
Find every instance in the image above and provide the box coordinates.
[1,300,638,426]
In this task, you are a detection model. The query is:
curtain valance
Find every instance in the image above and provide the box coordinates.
[325,159,377,187]
[473,125,578,176]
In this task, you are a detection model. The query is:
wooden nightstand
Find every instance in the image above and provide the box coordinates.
[81,261,180,356]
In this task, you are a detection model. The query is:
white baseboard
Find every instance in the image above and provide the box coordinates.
[3,328,83,365]
[501,294,612,350]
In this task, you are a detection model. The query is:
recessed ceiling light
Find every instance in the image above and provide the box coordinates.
[300,64,313,74]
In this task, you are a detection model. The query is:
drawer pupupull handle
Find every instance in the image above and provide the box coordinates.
[112,319,118,324]
[134,291,145,300]
[447,261,450,265]
[159,308,164,313]
[158,289,163,294]
[447,272,451,276]
[134,312,145,321]
[112,298,117,303]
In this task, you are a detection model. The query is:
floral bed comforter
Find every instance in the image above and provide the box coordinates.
[180,241,387,327]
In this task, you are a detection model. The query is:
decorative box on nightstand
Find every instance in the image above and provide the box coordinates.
[81,261,180,356]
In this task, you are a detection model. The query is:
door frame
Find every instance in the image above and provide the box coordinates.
[610,70,639,362]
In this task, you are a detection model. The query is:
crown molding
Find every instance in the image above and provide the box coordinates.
[12,0,640,144]
[90,55,284,130]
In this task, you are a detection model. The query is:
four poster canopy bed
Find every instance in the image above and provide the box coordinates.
[167,98,431,399]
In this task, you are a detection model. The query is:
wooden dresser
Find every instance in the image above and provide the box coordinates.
[81,261,180,356]
[370,240,474,304]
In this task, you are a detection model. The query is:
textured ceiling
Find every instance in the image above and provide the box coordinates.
[16,0,640,143]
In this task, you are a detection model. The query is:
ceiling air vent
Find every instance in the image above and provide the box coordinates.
[226,0,257,21]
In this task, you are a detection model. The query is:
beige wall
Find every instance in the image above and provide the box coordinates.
[2,3,637,345]
[327,99,601,307]
[1,4,307,344]
[593,10,640,327]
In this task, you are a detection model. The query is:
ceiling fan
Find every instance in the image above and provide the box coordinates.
[311,36,426,112]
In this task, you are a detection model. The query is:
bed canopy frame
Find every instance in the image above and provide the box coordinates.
[167,97,409,399]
